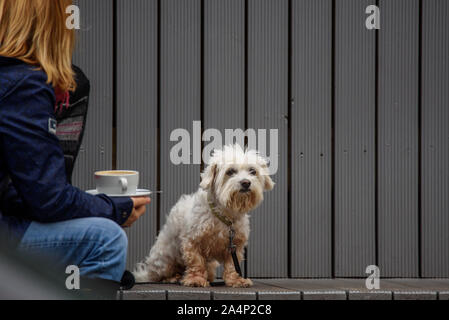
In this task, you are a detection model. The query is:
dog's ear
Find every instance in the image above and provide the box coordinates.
[259,162,274,191]
[200,162,217,190]
[257,156,275,191]
[263,173,275,191]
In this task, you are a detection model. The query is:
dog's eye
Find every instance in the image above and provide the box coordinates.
[226,168,236,176]
[249,168,257,176]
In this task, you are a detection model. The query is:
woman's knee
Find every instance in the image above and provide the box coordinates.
[81,218,128,281]
[107,224,128,260]
[87,217,127,251]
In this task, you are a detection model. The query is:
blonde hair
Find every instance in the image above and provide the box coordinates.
[0,0,76,92]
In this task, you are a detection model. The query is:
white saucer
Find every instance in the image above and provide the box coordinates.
[85,189,152,197]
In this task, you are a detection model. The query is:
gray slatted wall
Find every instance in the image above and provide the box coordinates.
[422,0,449,277]
[70,0,449,277]
[116,0,159,269]
[247,0,289,277]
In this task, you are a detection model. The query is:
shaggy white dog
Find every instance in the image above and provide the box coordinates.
[133,144,274,287]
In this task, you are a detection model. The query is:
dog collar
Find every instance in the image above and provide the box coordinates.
[208,198,233,227]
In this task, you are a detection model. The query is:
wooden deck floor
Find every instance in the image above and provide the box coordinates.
[120,278,449,300]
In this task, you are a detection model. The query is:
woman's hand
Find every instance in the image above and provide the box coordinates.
[122,197,151,228]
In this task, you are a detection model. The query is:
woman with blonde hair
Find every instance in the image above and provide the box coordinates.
[0,0,150,290]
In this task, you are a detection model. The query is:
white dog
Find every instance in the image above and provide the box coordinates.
[133,144,274,287]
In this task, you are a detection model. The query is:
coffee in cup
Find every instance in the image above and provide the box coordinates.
[94,170,139,195]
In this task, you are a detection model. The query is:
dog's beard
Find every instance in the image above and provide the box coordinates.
[228,190,260,213]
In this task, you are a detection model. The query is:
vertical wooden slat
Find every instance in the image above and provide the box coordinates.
[116,0,159,269]
[72,0,113,190]
[160,0,201,225]
[335,0,376,276]
[204,0,245,278]
[247,0,288,277]
[204,0,244,134]
[291,0,332,277]
[422,0,449,277]
[378,0,419,277]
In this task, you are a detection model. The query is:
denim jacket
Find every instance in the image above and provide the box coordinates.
[0,56,133,241]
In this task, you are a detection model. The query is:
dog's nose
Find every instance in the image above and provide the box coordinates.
[240,179,251,190]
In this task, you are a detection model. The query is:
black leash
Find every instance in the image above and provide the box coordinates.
[228,227,243,277]
[208,196,244,278]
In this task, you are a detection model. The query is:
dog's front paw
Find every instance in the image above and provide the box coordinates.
[226,277,253,288]
[181,275,210,287]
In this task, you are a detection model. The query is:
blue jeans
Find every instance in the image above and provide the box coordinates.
[17,217,128,282]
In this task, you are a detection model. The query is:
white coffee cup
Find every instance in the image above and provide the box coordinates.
[94,170,139,195]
